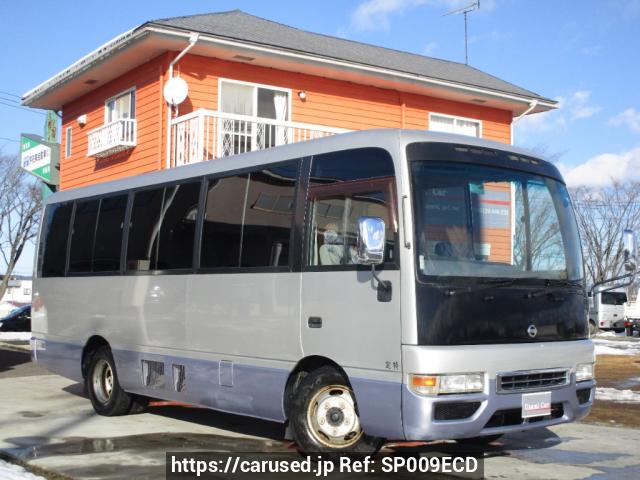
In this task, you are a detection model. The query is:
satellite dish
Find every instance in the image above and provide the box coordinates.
[163,77,188,106]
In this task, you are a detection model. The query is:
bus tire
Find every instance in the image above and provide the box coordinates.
[86,346,135,416]
[290,366,383,454]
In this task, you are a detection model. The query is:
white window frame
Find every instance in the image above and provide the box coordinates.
[428,112,483,138]
[65,126,72,158]
[104,87,136,124]
[217,78,292,121]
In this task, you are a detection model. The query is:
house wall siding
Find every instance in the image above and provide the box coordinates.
[60,52,512,190]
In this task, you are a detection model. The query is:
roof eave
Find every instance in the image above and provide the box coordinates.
[22,23,557,114]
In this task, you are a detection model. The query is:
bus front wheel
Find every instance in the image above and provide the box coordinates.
[86,346,147,416]
[290,366,383,454]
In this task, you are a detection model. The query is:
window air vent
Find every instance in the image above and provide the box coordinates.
[172,364,186,392]
[141,360,165,388]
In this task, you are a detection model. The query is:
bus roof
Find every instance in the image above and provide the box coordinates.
[45,129,561,205]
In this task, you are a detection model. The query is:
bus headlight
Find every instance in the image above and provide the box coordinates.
[410,373,485,395]
[576,363,594,382]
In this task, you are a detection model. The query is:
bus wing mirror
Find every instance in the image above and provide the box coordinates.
[357,216,385,265]
[623,229,637,272]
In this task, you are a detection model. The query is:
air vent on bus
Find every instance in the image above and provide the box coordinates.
[497,368,569,393]
[172,364,186,392]
[141,360,165,388]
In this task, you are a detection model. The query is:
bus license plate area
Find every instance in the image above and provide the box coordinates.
[522,391,552,418]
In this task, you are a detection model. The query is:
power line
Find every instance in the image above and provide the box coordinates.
[0,96,20,104]
[0,90,21,99]
[0,101,46,115]
[0,136,19,143]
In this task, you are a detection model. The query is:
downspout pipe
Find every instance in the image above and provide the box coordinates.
[165,32,199,169]
[512,100,538,124]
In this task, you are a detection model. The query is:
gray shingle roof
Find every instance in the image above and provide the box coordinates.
[149,10,551,103]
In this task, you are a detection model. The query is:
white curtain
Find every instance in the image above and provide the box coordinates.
[457,119,480,137]
[220,82,253,115]
[273,92,288,146]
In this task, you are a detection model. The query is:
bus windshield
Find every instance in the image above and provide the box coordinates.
[411,161,583,281]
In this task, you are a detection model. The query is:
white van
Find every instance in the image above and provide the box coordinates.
[589,289,627,332]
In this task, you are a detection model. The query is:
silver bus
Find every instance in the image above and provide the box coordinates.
[32,129,596,453]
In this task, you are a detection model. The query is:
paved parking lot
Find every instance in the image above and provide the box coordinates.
[1,346,639,479]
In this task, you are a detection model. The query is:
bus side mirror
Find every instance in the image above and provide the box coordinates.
[357,216,385,265]
[623,229,637,272]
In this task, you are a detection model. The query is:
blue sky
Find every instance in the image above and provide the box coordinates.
[1,0,639,273]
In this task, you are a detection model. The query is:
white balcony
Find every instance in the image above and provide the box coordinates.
[169,109,350,168]
[87,118,137,158]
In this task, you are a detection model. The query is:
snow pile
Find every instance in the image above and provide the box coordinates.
[596,387,640,404]
[596,331,625,338]
[593,337,640,356]
[0,332,31,341]
[0,460,45,480]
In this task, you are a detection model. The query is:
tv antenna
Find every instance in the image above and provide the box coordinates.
[443,1,480,65]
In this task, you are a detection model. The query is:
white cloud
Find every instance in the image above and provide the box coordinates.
[515,89,601,140]
[557,147,640,188]
[423,41,438,55]
[610,108,640,134]
[349,0,495,32]
[350,0,427,31]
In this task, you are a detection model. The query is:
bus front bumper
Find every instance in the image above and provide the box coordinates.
[401,380,595,441]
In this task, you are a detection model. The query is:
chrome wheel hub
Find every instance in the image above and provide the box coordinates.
[92,359,114,405]
[307,385,363,448]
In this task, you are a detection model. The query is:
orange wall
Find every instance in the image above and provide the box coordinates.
[60,52,512,190]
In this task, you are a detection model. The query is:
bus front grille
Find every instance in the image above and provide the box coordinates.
[497,369,569,393]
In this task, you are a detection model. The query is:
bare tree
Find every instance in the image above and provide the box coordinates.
[0,154,42,300]
[571,181,640,288]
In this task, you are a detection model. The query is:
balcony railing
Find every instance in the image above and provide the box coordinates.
[170,109,350,168]
[87,118,137,158]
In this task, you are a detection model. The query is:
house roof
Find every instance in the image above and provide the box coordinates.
[22,10,556,113]
[151,10,549,103]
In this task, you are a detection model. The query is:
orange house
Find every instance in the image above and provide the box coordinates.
[22,10,556,192]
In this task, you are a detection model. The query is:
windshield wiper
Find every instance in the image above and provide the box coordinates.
[525,280,584,298]
[444,278,523,297]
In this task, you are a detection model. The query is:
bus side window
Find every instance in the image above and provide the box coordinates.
[127,188,164,271]
[93,194,128,272]
[69,199,100,273]
[241,162,297,268]
[306,148,397,268]
[41,202,73,277]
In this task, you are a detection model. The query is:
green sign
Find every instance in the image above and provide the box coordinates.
[20,133,59,185]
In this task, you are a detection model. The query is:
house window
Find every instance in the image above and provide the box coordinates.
[219,79,291,155]
[23,288,31,295]
[65,127,72,158]
[105,89,135,123]
[429,113,481,138]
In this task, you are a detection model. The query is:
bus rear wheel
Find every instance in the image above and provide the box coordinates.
[290,366,383,454]
[86,346,147,416]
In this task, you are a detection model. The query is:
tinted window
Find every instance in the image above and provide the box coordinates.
[69,200,99,273]
[93,195,127,272]
[41,202,73,277]
[201,175,248,268]
[156,182,200,270]
[200,161,298,269]
[241,163,297,267]
[307,148,396,267]
[127,188,163,271]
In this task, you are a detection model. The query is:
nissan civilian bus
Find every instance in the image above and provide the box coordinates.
[32,129,596,453]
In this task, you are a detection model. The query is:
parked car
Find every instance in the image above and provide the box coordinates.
[0,305,31,332]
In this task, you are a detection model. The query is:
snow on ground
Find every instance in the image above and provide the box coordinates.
[596,387,640,404]
[593,334,640,356]
[0,460,45,480]
[0,332,30,341]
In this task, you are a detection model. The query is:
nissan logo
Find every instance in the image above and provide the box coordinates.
[527,325,538,338]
